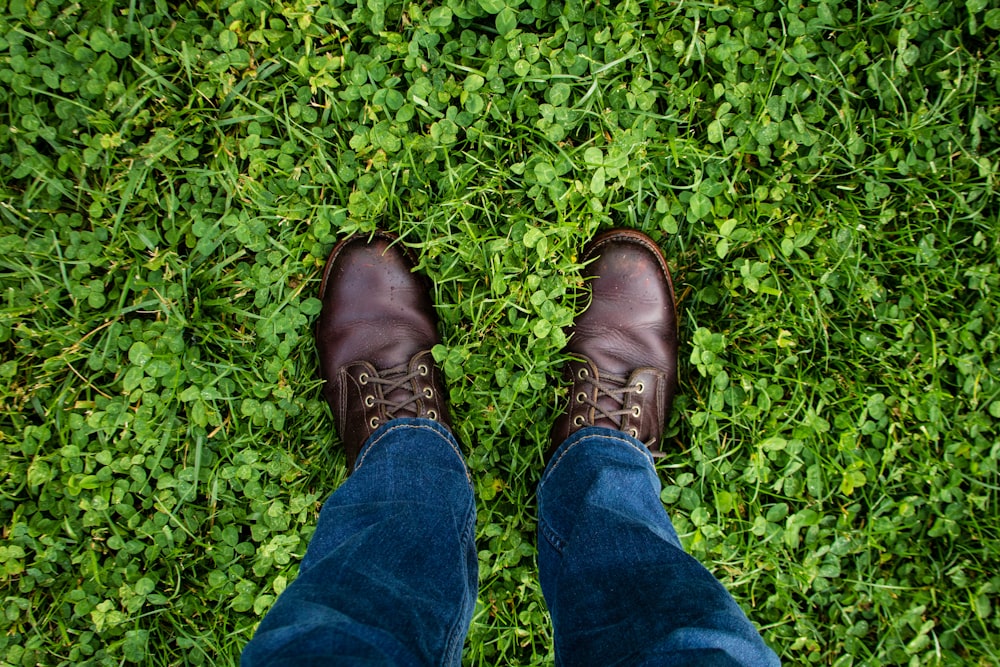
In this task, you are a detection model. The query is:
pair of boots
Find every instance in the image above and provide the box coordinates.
[316,229,678,466]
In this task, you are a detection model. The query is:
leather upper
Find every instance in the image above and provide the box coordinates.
[551,229,678,455]
[316,233,450,469]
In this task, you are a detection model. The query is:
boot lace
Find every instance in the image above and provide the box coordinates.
[358,361,438,430]
[572,366,645,437]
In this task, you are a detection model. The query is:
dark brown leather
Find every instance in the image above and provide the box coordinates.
[550,229,678,456]
[317,232,450,470]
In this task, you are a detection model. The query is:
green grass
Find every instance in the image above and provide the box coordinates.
[1,0,998,664]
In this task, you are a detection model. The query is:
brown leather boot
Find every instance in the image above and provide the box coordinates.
[550,229,678,457]
[317,232,451,470]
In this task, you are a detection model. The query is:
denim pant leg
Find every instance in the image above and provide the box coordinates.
[242,418,477,667]
[537,427,780,667]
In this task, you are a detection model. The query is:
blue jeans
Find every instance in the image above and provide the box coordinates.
[241,419,780,666]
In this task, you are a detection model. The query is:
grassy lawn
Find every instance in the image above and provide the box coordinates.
[1,0,998,664]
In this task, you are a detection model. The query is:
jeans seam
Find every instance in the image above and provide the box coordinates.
[354,421,471,484]
[538,517,565,553]
[442,496,477,665]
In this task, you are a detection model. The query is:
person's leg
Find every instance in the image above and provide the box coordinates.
[538,427,779,666]
[242,418,476,667]
[243,233,475,665]
[541,229,779,666]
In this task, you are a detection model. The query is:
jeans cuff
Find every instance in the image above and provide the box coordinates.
[354,417,466,475]
[541,425,654,485]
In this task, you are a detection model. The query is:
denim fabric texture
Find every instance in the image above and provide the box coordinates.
[538,426,780,667]
[241,418,477,667]
[241,420,780,666]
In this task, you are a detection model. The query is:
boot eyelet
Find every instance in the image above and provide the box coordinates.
[577,368,589,379]
[359,373,369,385]
[576,392,587,403]
[628,428,638,438]
[364,395,375,407]
[573,416,586,426]
[635,382,644,394]
[632,406,641,417]
[418,364,429,376]
[427,409,438,420]
[370,417,380,429]
[423,387,434,398]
